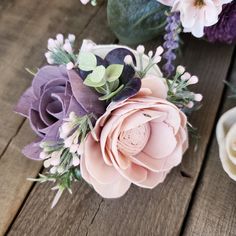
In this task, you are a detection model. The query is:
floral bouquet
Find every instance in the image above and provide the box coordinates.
[15,34,202,207]
[82,0,236,43]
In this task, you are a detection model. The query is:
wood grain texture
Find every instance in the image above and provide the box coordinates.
[0,1,108,235]
[7,25,234,236]
[183,53,236,236]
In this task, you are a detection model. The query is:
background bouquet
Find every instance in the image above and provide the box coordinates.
[81,0,236,45]
[15,34,202,207]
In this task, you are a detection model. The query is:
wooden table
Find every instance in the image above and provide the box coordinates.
[0,1,235,235]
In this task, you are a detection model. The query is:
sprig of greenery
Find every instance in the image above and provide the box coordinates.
[28,167,81,208]
[77,54,125,101]
[28,113,96,207]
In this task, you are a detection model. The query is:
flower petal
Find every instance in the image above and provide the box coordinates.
[141,75,168,99]
[135,170,168,189]
[68,69,105,116]
[22,142,42,160]
[83,133,121,184]
[143,122,177,159]
[15,87,35,117]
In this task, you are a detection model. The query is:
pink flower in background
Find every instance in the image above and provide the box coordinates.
[80,77,188,198]
[158,0,233,37]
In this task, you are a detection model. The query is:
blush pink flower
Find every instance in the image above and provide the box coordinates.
[80,76,188,198]
[158,0,233,37]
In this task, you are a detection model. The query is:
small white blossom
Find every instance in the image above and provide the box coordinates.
[56,34,64,45]
[176,65,185,74]
[47,38,58,51]
[124,55,133,65]
[181,72,191,81]
[155,46,164,56]
[50,167,57,174]
[44,159,51,168]
[194,93,203,102]
[63,42,73,54]
[187,75,199,85]
[66,62,74,70]
[68,34,76,43]
[72,154,80,166]
[186,101,194,108]
[136,45,145,54]
[148,51,153,58]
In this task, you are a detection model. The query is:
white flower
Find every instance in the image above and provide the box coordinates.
[136,45,145,54]
[186,75,199,85]
[80,0,91,4]
[157,0,233,37]
[176,65,185,74]
[216,107,236,181]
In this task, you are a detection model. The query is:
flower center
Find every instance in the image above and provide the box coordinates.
[194,0,205,8]
[117,123,151,156]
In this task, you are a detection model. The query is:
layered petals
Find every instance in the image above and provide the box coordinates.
[82,90,188,198]
[15,65,105,158]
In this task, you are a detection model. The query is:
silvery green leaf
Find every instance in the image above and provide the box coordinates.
[105,64,124,82]
[78,52,97,71]
[95,86,107,95]
[84,65,106,87]
[109,79,120,91]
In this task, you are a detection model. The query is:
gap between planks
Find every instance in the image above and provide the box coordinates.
[182,49,236,236]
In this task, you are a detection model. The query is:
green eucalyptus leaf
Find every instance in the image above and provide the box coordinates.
[84,65,106,88]
[95,86,107,95]
[99,84,124,101]
[109,79,120,92]
[78,52,97,71]
[107,0,169,45]
[105,64,124,82]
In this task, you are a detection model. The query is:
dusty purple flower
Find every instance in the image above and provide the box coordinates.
[15,66,105,159]
[162,12,181,78]
[204,2,236,44]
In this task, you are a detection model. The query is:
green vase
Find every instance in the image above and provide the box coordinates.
[107,0,169,45]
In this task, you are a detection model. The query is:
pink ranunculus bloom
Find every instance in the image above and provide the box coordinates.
[158,0,233,38]
[80,76,188,198]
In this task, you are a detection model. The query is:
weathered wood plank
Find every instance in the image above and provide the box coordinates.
[7,28,234,236]
[0,1,109,235]
[183,53,236,236]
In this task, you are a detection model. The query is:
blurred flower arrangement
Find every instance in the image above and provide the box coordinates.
[82,0,235,44]
[81,0,235,76]
[15,34,202,207]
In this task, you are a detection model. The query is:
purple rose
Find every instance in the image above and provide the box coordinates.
[15,65,105,159]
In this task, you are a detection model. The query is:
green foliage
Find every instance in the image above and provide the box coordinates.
[107,0,169,45]
[105,64,124,82]
[78,52,97,71]
[84,65,106,87]
[83,64,124,101]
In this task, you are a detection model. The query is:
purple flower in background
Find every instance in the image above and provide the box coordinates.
[15,66,105,159]
[162,12,181,78]
[204,2,236,44]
